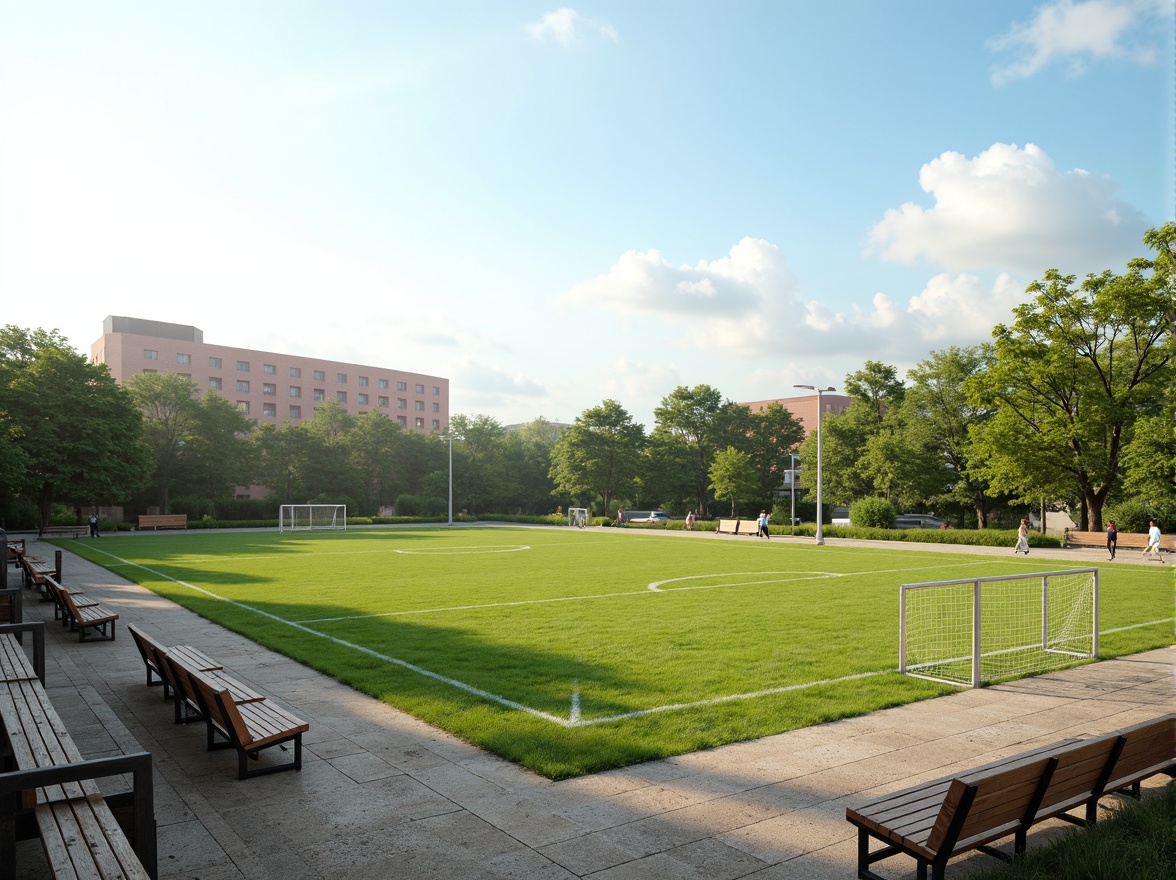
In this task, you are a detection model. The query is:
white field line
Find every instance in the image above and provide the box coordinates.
[85,547,569,726]
[393,545,530,555]
[81,546,1173,727]
[1099,617,1174,635]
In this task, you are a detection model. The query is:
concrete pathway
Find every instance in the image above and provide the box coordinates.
[9,537,1173,880]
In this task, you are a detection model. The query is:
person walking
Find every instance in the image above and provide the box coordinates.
[616,508,624,527]
[1143,520,1164,562]
[757,510,770,539]
[1013,518,1030,555]
[1106,520,1117,560]
[685,510,695,530]
[88,513,101,538]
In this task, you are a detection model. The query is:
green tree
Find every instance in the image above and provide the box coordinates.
[501,418,561,514]
[746,402,806,501]
[708,446,758,516]
[549,400,645,515]
[0,326,150,531]
[1119,414,1176,507]
[903,346,995,524]
[126,372,201,513]
[446,414,508,514]
[179,390,257,515]
[651,384,725,517]
[968,227,1174,530]
[345,411,403,515]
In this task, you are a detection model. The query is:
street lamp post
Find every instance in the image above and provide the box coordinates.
[794,384,836,545]
[788,452,799,535]
[440,432,453,526]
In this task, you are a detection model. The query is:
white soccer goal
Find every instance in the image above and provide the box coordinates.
[279,504,348,533]
[900,568,1098,687]
[568,507,589,529]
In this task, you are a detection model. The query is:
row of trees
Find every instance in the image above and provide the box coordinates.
[796,225,1174,531]
[1,226,1171,531]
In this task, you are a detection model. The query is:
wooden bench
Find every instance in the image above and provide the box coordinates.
[37,524,85,538]
[0,622,44,685]
[179,665,309,779]
[19,552,59,598]
[0,587,21,627]
[0,657,156,878]
[1065,529,1173,553]
[5,538,25,569]
[159,648,266,725]
[128,625,224,704]
[846,714,1174,880]
[717,518,753,535]
[52,577,119,642]
[43,576,98,627]
[137,514,188,531]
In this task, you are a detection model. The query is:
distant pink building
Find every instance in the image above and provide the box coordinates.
[739,393,852,436]
[92,316,448,434]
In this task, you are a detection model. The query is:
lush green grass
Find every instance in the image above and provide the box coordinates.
[63,527,1172,779]
[968,785,1174,880]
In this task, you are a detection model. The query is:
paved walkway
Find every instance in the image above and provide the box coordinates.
[9,536,1173,880]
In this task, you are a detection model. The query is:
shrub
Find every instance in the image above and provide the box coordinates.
[850,497,896,529]
[1103,500,1165,534]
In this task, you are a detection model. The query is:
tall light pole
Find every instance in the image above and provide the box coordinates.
[440,432,453,526]
[794,384,835,545]
[789,452,800,535]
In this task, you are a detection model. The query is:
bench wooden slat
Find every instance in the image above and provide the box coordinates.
[0,633,38,683]
[846,717,1174,879]
[137,515,187,530]
[55,582,118,642]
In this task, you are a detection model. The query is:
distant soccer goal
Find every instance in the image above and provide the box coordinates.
[900,568,1098,687]
[568,508,589,529]
[279,504,348,533]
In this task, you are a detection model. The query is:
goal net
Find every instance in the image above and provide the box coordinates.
[568,507,589,529]
[900,568,1098,687]
[279,504,347,532]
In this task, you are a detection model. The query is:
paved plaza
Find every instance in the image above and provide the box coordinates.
[8,534,1173,879]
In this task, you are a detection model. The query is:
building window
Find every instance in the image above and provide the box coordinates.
[262,403,277,417]
[397,398,407,409]
[334,373,346,384]
[313,389,325,401]
[289,386,302,398]
[379,378,389,389]
[209,356,222,369]
[397,415,407,427]
[237,401,250,414]
[396,381,407,391]
[414,400,424,411]
[209,377,222,391]
[433,386,440,396]
[415,383,425,394]
[337,391,347,403]
[415,417,424,429]
[237,380,250,393]
[264,363,276,375]
[358,376,369,387]
[378,396,388,407]
[236,360,250,372]
[290,405,301,419]
[263,383,276,396]
[432,402,439,412]
[143,350,158,360]
[432,419,440,430]
[177,353,191,364]
[142,369,157,374]
[358,393,369,405]
[313,370,326,381]
[290,366,301,378]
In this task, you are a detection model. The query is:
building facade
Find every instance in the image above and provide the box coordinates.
[92,316,449,433]
[739,393,852,436]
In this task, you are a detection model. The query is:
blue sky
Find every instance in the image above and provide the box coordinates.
[2,1,1172,428]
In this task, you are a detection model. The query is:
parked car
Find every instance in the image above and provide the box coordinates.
[895,514,946,529]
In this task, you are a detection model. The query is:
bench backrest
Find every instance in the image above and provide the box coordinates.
[183,666,250,746]
[127,625,166,674]
[927,754,1054,852]
[1102,714,1174,792]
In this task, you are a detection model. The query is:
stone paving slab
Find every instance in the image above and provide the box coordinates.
[5,537,1172,880]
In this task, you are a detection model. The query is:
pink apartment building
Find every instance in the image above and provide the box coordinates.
[739,393,852,435]
[92,316,449,433]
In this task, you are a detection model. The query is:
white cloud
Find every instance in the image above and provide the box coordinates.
[565,237,1040,366]
[987,0,1167,84]
[866,142,1148,276]
[525,8,619,46]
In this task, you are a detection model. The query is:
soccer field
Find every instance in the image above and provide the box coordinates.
[67,526,1173,778]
